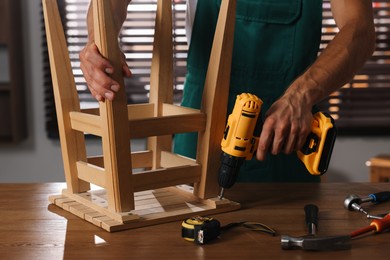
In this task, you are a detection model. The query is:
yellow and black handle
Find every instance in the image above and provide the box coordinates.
[297,111,337,175]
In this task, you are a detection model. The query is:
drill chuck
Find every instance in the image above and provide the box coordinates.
[218,152,245,189]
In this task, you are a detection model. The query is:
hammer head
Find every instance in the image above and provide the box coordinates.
[281,235,351,251]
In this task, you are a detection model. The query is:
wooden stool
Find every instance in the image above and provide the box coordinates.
[367,154,390,182]
[42,0,240,231]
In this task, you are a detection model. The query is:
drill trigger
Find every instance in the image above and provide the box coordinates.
[301,133,319,155]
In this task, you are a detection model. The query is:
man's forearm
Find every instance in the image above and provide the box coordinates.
[86,0,131,42]
[285,5,376,107]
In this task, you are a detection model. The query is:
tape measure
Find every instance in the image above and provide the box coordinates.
[181,216,221,244]
[181,216,277,245]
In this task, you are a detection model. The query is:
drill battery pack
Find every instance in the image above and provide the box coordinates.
[297,112,337,175]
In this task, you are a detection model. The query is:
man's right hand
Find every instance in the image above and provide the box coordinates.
[79,41,132,101]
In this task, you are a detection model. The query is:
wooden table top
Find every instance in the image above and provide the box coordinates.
[1,182,390,259]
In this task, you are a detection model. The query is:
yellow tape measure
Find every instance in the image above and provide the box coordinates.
[181,216,221,244]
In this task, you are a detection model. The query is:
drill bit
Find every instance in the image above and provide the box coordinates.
[350,203,368,215]
[219,188,225,200]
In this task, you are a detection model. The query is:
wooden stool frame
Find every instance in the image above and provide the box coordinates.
[43,0,239,232]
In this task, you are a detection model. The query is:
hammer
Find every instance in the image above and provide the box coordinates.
[281,204,351,251]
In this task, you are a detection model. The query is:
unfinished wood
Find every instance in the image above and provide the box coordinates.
[87,151,154,169]
[76,161,106,188]
[195,0,237,199]
[69,111,103,136]
[130,151,154,169]
[93,0,134,212]
[42,0,90,193]
[162,103,202,116]
[148,0,174,169]
[160,151,197,167]
[60,189,140,223]
[132,165,201,192]
[128,113,206,138]
[127,103,154,120]
[51,185,240,232]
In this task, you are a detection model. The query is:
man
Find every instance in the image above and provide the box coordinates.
[80,0,375,182]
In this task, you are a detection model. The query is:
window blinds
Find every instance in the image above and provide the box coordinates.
[318,0,390,135]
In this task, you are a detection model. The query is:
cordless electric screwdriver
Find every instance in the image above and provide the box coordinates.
[218,93,336,199]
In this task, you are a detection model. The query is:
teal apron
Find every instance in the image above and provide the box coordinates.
[174,0,323,182]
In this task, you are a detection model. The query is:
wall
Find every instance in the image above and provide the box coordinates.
[0,0,389,183]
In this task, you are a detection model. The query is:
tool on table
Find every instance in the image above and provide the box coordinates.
[304,204,319,236]
[181,216,276,245]
[182,216,222,244]
[218,93,337,199]
[281,204,351,251]
[350,214,390,238]
[344,191,390,218]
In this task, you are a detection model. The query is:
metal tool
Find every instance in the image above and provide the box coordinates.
[304,204,319,236]
[344,191,390,218]
[281,204,351,251]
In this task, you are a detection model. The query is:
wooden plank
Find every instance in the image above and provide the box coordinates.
[93,0,134,212]
[131,150,153,169]
[81,107,99,115]
[195,0,237,199]
[128,113,206,138]
[87,150,154,169]
[132,165,201,192]
[42,0,90,193]
[127,103,154,120]
[148,0,174,169]
[62,189,140,224]
[162,103,202,116]
[160,151,197,168]
[69,111,103,136]
[76,161,106,188]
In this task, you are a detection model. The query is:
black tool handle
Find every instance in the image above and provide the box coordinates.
[304,204,319,235]
[369,191,390,203]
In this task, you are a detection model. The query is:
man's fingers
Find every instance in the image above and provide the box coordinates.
[120,53,132,77]
[256,119,274,161]
[80,43,122,101]
[282,122,298,154]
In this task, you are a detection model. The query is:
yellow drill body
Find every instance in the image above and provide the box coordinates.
[221,93,263,159]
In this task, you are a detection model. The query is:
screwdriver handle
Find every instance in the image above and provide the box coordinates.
[368,191,390,204]
[371,214,390,232]
[351,214,390,237]
[304,204,319,235]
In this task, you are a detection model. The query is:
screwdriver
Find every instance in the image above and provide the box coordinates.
[350,214,390,238]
